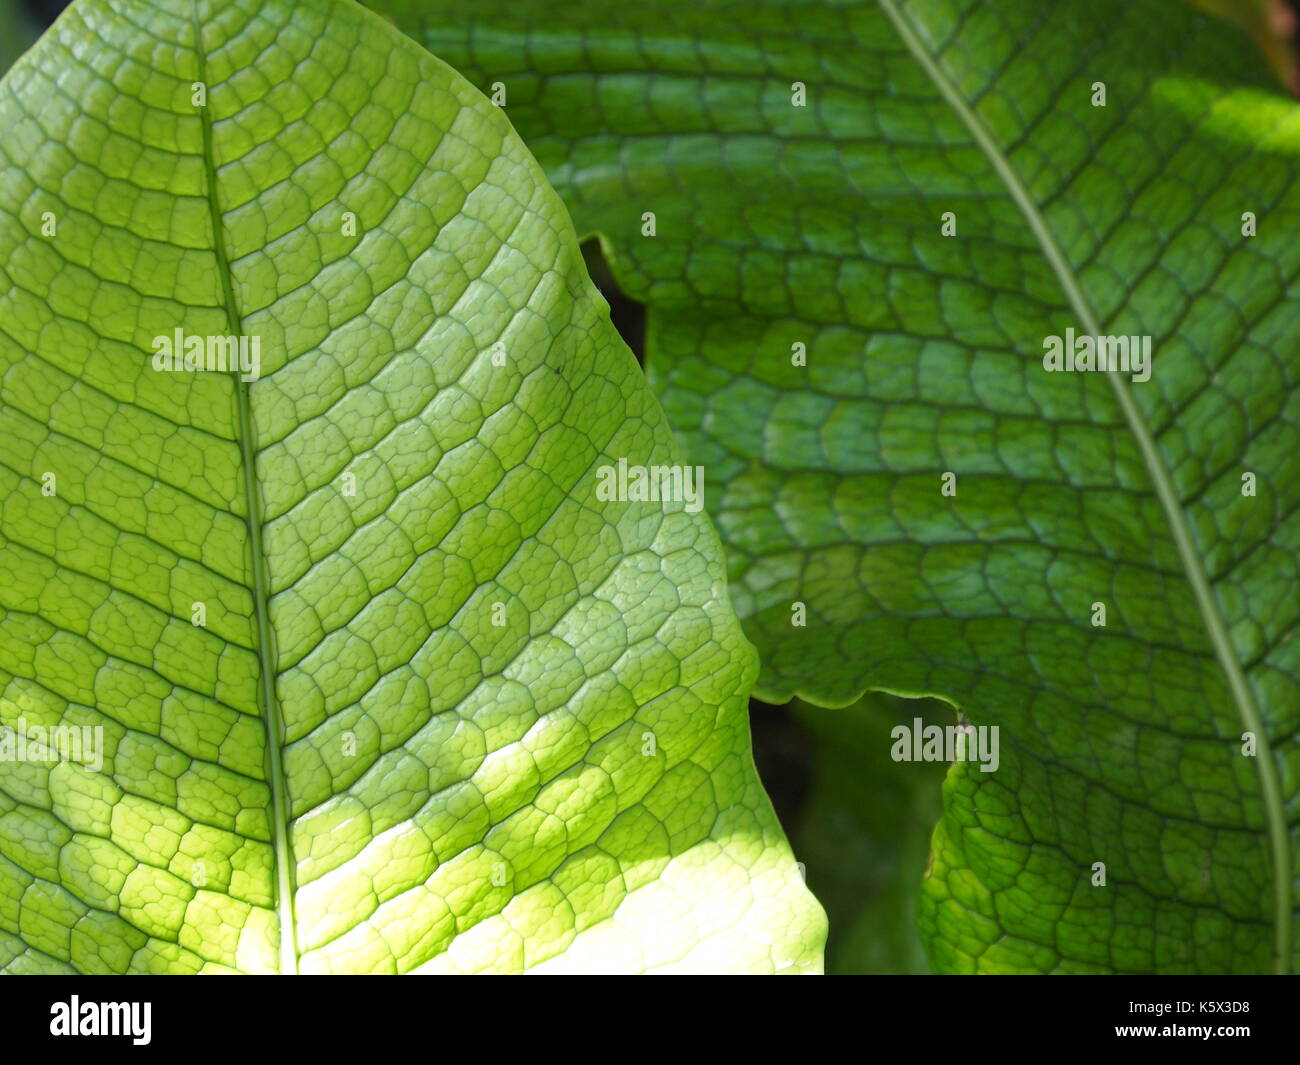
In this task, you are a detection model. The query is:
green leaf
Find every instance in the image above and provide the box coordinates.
[377,0,1300,972]
[0,0,824,974]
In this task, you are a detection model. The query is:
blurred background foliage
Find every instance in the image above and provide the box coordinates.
[0,0,1293,975]
[1185,0,1300,93]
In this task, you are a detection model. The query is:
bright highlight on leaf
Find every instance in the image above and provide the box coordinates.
[0,0,824,974]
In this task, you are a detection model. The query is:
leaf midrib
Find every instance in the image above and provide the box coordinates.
[876,0,1292,973]
[191,4,299,975]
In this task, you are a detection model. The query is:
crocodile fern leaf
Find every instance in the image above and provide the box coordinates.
[376,0,1300,973]
[0,0,824,974]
